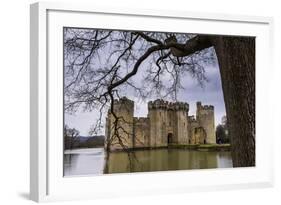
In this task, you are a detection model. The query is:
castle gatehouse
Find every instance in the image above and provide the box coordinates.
[105,97,216,150]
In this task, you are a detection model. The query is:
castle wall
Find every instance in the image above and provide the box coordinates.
[187,116,200,144]
[176,110,189,144]
[196,102,216,144]
[194,127,207,144]
[167,110,176,142]
[133,117,150,148]
[148,109,158,147]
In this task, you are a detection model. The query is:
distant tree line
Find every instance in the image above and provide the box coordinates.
[64,125,105,150]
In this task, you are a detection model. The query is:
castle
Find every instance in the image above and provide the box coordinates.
[105,97,216,150]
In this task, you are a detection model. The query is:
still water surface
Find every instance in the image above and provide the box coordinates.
[64,148,233,176]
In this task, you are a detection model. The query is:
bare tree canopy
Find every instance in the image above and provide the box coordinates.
[64,28,216,142]
[64,28,216,112]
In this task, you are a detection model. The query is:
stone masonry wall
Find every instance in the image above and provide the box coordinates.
[133,117,150,148]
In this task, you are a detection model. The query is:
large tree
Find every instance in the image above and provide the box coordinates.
[64,28,255,167]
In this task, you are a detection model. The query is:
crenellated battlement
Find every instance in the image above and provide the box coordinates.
[196,101,214,111]
[107,97,134,115]
[133,117,149,124]
[188,115,197,122]
[113,96,134,106]
[148,99,189,111]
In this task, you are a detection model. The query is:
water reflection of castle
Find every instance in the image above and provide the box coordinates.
[105,97,216,150]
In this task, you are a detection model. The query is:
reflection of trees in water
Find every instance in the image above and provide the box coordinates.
[63,149,232,176]
[104,151,142,174]
[64,154,74,164]
[103,149,224,174]
[63,154,77,176]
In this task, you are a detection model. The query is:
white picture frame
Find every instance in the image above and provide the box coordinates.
[30,2,274,202]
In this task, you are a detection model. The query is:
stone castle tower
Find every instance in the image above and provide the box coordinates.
[196,102,216,144]
[105,97,134,149]
[148,100,189,147]
[105,97,216,151]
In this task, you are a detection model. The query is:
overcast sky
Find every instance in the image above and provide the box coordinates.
[65,62,226,136]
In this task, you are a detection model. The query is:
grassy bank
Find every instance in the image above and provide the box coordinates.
[168,143,231,151]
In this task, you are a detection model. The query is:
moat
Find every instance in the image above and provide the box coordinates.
[64,148,233,176]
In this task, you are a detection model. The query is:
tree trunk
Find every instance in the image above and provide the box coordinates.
[211,36,255,167]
